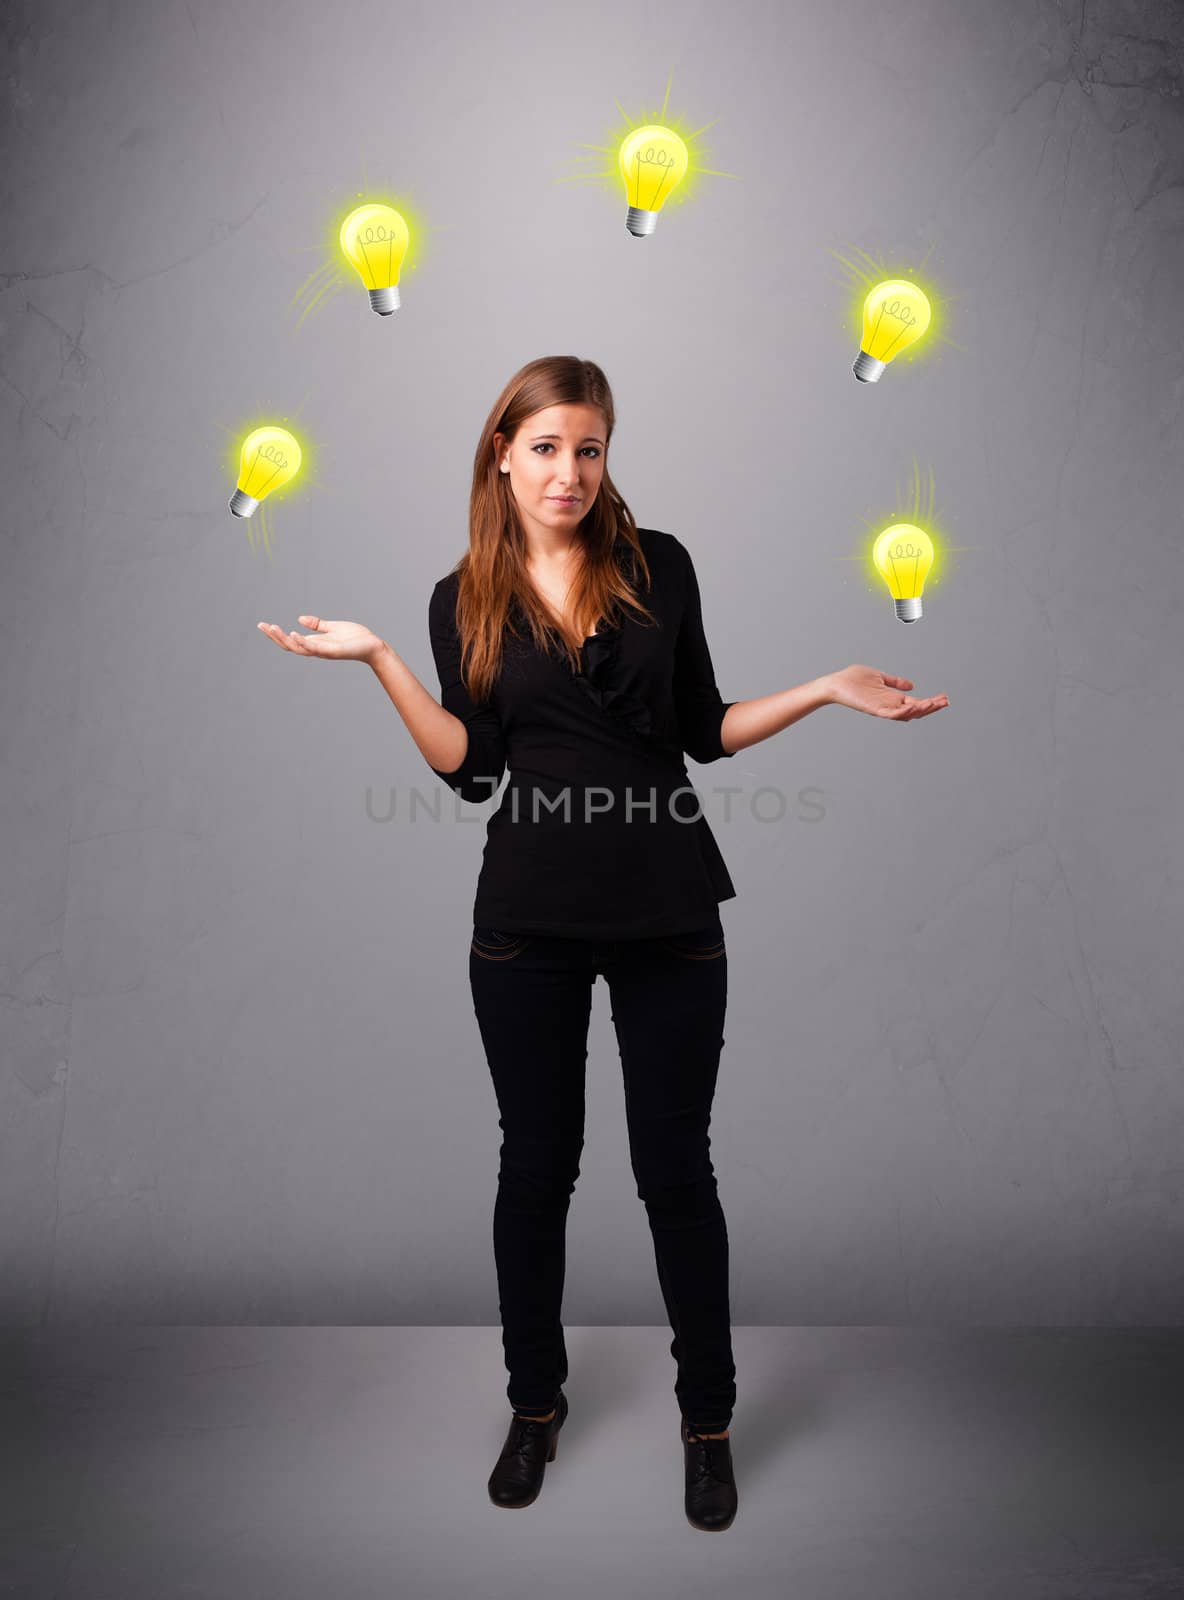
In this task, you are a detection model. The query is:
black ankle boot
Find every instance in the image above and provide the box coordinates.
[488,1390,569,1509]
[681,1418,738,1531]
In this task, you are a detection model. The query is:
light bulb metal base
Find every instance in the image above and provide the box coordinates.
[229,489,259,519]
[625,206,658,236]
[853,350,886,383]
[894,597,922,623]
[368,286,400,315]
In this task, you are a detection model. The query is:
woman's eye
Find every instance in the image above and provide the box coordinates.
[532,444,600,457]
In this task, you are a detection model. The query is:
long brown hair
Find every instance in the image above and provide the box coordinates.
[449,356,659,705]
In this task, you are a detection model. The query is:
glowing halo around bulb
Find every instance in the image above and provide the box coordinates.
[339,203,410,315]
[872,522,935,622]
[853,279,932,382]
[618,124,689,236]
[229,426,302,518]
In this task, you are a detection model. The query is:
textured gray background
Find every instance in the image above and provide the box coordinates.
[2,0,1182,1326]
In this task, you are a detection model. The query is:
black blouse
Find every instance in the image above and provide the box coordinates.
[426,527,738,939]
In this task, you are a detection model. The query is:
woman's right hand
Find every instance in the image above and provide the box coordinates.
[256,615,385,665]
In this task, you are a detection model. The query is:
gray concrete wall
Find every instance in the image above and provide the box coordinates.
[2,0,1182,1324]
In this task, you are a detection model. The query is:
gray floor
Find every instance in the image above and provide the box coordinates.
[3,1327,1183,1599]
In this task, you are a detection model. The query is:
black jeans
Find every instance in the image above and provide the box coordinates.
[469,913,736,1432]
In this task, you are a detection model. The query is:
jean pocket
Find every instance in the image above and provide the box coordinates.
[471,926,534,960]
[658,919,726,960]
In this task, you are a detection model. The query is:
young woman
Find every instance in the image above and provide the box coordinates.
[257,355,949,1532]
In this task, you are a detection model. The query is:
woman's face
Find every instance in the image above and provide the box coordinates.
[494,402,608,552]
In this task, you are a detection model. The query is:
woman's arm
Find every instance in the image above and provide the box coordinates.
[721,665,949,754]
[415,579,508,802]
[369,640,470,775]
[719,679,833,754]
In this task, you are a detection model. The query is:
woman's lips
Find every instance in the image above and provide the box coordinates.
[549,497,579,505]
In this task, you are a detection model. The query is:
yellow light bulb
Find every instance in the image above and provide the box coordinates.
[872,522,935,622]
[853,279,932,382]
[339,203,410,315]
[229,426,302,519]
[618,124,689,236]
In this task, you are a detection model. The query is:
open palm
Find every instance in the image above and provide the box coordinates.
[256,615,383,664]
[826,664,949,721]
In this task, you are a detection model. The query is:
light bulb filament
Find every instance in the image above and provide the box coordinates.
[638,145,676,169]
[245,444,287,496]
[868,299,919,360]
[886,546,921,584]
[632,150,677,207]
[356,230,397,279]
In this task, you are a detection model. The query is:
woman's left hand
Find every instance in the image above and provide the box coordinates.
[823,664,949,721]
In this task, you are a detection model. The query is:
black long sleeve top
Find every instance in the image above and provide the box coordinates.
[426,527,738,939]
